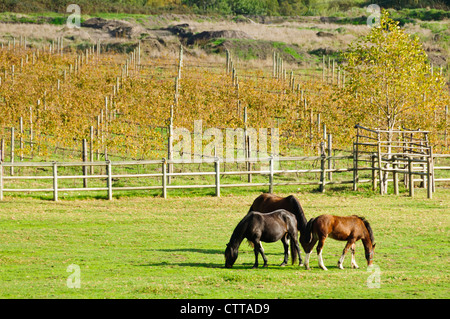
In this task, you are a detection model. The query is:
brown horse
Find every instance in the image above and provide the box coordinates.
[303,215,376,271]
[248,193,313,265]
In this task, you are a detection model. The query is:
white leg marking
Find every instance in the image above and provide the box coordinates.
[318,250,328,271]
[338,253,345,269]
[304,253,311,270]
[351,248,359,269]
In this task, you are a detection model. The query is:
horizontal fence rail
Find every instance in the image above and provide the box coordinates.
[0,153,448,201]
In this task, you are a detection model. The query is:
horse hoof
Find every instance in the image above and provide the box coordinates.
[338,264,344,270]
[280,263,286,267]
[320,266,328,271]
[299,263,304,267]
[351,265,359,269]
[305,265,311,270]
[263,264,268,268]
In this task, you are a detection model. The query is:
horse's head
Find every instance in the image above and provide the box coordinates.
[365,243,376,266]
[224,243,238,268]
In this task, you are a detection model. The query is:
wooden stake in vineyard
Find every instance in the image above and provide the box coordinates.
[177,45,183,80]
[226,49,231,74]
[168,104,174,184]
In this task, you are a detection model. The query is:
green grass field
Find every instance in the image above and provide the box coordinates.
[0,185,448,299]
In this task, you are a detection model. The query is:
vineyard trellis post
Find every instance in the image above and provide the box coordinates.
[168,105,174,184]
[444,105,448,149]
[10,127,14,176]
[178,45,183,79]
[19,117,23,161]
[90,126,94,174]
[1,138,4,162]
[82,139,88,188]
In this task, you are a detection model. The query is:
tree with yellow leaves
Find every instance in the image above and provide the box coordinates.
[343,10,448,139]
[343,10,449,192]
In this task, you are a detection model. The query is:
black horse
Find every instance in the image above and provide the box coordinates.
[248,193,314,265]
[225,209,301,269]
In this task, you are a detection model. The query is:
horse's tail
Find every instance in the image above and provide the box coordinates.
[290,235,299,265]
[301,217,317,244]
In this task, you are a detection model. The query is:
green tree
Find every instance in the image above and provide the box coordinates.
[229,0,266,15]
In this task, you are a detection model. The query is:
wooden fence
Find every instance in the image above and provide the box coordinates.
[0,153,449,201]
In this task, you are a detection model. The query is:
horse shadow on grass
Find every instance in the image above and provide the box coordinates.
[137,248,224,269]
[137,248,302,270]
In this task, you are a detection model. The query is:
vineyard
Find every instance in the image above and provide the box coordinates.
[0,7,449,301]
[0,35,449,166]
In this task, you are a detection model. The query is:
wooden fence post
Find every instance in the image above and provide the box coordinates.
[393,156,399,195]
[247,136,252,183]
[107,160,112,200]
[427,156,432,199]
[269,156,274,194]
[371,154,377,191]
[53,161,58,201]
[215,157,220,197]
[430,149,435,193]
[408,157,414,198]
[162,158,167,199]
[377,134,383,195]
[320,142,326,193]
[327,134,333,181]
[352,142,358,191]
[0,161,3,201]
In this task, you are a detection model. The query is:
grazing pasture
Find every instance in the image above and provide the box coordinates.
[0,186,448,299]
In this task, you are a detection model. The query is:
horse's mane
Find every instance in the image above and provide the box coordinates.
[355,216,375,244]
[229,211,253,245]
[287,195,307,230]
